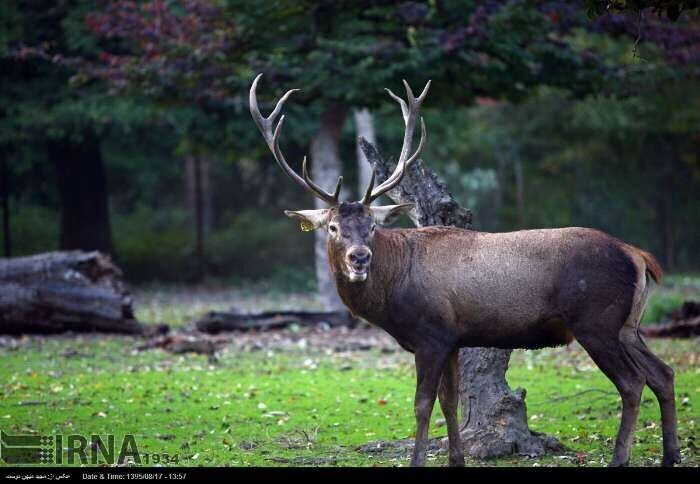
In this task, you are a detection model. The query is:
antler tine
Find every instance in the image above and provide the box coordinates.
[415,79,431,102]
[250,73,341,205]
[367,80,430,202]
[302,156,343,204]
[384,117,426,186]
[360,163,377,205]
[249,74,298,145]
[403,79,414,98]
[384,88,408,124]
[402,117,427,167]
[366,117,426,201]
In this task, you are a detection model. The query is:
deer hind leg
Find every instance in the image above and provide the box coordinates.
[619,267,680,466]
[575,331,646,467]
[619,279,680,465]
[622,331,681,466]
[437,350,464,467]
[411,347,450,467]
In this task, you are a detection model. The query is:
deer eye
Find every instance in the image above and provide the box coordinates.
[328,224,338,234]
[370,224,376,233]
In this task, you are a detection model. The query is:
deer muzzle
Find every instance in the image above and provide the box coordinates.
[345,246,372,282]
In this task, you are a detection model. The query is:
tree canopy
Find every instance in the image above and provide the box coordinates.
[1,0,699,279]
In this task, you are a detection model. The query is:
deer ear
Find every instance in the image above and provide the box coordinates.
[371,203,414,226]
[284,209,331,232]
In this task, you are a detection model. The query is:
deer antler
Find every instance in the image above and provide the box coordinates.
[250,73,343,206]
[362,79,430,204]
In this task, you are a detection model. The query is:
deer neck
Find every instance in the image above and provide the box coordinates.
[328,229,404,324]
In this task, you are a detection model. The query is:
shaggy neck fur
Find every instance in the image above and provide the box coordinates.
[328,228,406,324]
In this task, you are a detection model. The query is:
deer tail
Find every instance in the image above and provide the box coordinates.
[636,248,664,284]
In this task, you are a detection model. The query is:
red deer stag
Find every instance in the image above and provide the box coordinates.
[249,74,680,468]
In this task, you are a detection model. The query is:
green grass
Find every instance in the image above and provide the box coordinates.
[0,279,698,467]
[0,334,697,467]
[133,285,324,328]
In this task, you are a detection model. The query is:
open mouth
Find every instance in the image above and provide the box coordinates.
[346,263,368,282]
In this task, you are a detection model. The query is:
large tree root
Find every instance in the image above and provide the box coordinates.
[358,430,564,461]
[456,347,566,458]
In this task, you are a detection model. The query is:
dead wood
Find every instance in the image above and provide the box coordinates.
[640,316,700,338]
[640,300,700,339]
[0,251,144,335]
[193,309,358,334]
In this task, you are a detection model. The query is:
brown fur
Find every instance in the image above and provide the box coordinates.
[318,203,679,467]
[610,239,664,284]
[329,223,646,351]
[638,248,664,283]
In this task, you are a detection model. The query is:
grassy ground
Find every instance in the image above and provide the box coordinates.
[0,278,698,467]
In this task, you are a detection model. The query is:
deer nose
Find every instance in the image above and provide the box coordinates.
[348,247,372,265]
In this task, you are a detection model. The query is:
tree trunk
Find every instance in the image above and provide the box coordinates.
[0,153,10,257]
[354,108,376,203]
[643,134,676,270]
[48,132,113,254]
[659,193,675,270]
[0,251,143,335]
[457,348,560,457]
[185,155,213,277]
[494,155,507,231]
[359,138,562,459]
[514,157,525,228]
[310,106,347,312]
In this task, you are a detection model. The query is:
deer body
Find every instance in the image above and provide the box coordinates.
[333,225,648,352]
[249,75,680,468]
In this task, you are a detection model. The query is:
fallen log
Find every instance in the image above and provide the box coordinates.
[194,309,358,334]
[640,317,700,338]
[640,300,700,339]
[0,251,144,335]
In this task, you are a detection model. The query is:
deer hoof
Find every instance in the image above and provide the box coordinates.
[662,450,681,467]
[608,459,629,467]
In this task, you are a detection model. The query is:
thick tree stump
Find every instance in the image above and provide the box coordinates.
[360,139,562,459]
[0,251,143,334]
[458,347,561,457]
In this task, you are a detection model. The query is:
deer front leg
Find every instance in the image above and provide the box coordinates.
[411,348,449,467]
[438,350,464,467]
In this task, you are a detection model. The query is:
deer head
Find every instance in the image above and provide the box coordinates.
[250,74,430,282]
